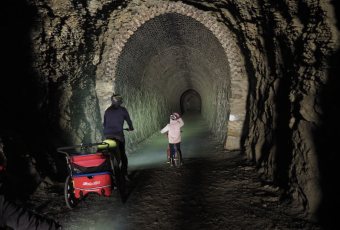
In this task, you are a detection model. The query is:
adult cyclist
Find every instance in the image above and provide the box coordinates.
[103,94,134,181]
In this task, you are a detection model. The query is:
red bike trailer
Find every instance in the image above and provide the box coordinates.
[57,141,126,209]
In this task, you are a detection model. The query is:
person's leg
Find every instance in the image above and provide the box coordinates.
[176,142,183,163]
[106,135,127,175]
[119,140,128,177]
[169,144,174,166]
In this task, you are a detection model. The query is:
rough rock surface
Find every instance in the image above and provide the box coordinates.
[1,0,340,227]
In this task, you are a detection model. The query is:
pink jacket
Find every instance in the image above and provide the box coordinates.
[161,118,184,144]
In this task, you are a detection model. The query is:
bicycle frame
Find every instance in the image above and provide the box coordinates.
[167,145,177,161]
[165,133,181,167]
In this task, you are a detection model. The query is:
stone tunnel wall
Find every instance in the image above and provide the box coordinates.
[97,2,248,150]
[2,0,340,224]
[195,0,339,222]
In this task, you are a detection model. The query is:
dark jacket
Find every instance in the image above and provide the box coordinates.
[103,106,134,137]
[0,153,61,229]
[0,194,61,230]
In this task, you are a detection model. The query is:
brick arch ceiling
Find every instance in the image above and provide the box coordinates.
[98,1,247,150]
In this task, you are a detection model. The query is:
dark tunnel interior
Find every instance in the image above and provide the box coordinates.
[180,89,202,114]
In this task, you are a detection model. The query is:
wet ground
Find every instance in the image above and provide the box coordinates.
[25,112,322,230]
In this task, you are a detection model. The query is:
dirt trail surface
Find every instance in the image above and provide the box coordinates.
[25,113,322,230]
[27,150,322,230]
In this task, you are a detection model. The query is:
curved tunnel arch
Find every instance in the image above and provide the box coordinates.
[97,2,248,150]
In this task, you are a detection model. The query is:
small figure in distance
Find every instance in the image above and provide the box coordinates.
[103,94,134,181]
[160,112,184,166]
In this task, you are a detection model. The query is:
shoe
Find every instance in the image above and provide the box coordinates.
[170,164,174,167]
[124,174,130,182]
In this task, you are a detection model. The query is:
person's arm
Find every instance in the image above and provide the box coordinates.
[178,118,184,127]
[124,109,134,131]
[160,125,169,134]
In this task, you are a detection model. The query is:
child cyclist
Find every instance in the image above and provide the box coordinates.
[160,112,184,166]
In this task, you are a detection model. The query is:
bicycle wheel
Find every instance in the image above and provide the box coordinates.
[64,175,80,209]
[113,157,126,203]
[174,150,181,168]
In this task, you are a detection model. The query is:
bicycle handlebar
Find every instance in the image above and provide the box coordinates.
[57,142,108,152]
[57,129,132,153]
[57,129,132,152]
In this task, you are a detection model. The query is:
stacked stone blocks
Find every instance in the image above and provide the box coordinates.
[98,1,248,150]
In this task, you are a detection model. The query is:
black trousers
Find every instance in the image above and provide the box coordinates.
[105,135,128,175]
[0,195,59,230]
[169,143,182,162]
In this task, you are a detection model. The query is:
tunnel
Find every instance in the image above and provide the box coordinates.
[180,89,202,113]
[1,0,340,229]
[96,10,246,150]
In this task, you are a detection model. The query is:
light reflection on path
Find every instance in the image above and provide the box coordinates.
[127,111,223,171]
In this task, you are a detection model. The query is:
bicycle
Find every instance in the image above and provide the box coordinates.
[165,133,182,168]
